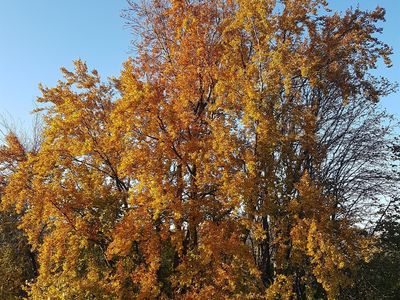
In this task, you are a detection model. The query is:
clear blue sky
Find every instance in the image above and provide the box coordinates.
[0,0,399,131]
[0,0,131,130]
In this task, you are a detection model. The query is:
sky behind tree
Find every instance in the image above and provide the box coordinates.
[0,0,399,131]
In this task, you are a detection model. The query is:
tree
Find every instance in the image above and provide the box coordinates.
[0,132,38,299]
[1,0,397,299]
[343,207,400,299]
[346,143,400,299]
[0,208,37,299]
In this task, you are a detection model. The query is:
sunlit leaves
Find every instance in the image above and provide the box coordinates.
[0,0,396,298]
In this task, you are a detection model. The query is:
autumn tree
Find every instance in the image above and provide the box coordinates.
[0,126,40,299]
[1,0,398,299]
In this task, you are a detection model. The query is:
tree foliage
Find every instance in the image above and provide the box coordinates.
[0,133,37,299]
[0,0,399,299]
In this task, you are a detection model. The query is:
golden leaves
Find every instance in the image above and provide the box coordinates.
[0,0,393,298]
[265,275,295,300]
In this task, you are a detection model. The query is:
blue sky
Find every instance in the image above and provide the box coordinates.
[0,0,399,131]
[0,0,131,129]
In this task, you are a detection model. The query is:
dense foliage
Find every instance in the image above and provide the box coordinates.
[0,0,399,299]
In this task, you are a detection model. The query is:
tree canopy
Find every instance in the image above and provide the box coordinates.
[0,0,399,299]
